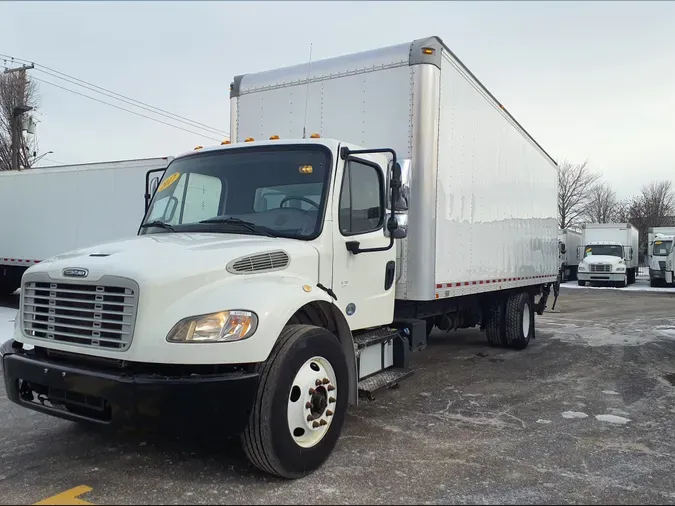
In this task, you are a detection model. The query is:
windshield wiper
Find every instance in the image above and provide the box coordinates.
[199,217,276,237]
[139,220,176,232]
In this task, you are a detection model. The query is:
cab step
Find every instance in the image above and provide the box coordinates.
[358,368,414,400]
[353,327,399,350]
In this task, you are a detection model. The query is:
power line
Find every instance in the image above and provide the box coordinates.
[1,52,229,140]
[32,76,223,142]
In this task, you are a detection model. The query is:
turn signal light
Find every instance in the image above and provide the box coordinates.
[422,47,435,55]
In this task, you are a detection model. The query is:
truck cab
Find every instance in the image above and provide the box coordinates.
[577,241,631,287]
[649,234,675,286]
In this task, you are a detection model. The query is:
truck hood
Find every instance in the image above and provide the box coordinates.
[28,232,320,286]
[581,255,624,265]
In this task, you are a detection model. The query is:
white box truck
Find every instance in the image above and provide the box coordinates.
[647,227,675,286]
[577,223,639,287]
[0,157,171,295]
[2,36,559,479]
[558,228,582,282]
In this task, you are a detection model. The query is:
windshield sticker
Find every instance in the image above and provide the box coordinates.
[157,172,180,192]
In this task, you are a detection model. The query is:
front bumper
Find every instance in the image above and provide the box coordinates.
[1,340,259,433]
[650,269,666,280]
[577,272,626,282]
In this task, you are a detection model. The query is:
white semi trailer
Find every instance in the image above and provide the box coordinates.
[647,227,675,286]
[558,228,582,282]
[577,223,639,287]
[2,36,558,479]
[0,157,171,295]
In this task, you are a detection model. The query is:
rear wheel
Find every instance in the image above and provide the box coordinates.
[484,298,506,348]
[242,324,348,479]
[505,292,534,350]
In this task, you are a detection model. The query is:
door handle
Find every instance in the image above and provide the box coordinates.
[384,261,396,290]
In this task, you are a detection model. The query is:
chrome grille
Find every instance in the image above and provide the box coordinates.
[22,278,138,351]
[227,250,290,274]
[589,264,611,273]
[659,261,666,271]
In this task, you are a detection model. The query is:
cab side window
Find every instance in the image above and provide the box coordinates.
[339,160,384,236]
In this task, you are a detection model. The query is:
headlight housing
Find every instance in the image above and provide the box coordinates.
[615,266,626,272]
[578,264,587,271]
[166,310,258,343]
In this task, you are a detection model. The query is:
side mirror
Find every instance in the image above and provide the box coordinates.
[577,246,583,260]
[387,159,411,212]
[150,176,160,196]
[560,243,566,254]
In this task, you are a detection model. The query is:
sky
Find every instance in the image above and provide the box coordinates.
[1,0,674,199]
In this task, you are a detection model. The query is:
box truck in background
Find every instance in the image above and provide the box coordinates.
[3,36,558,479]
[647,227,675,286]
[558,228,582,282]
[577,223,639,287]
[0,157,170,295]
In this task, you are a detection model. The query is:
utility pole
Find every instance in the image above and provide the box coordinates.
[4,63,34,171]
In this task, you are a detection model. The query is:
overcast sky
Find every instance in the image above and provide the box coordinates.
[2,1,674,198]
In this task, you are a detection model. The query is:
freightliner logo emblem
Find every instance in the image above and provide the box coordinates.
[62,268,89,278]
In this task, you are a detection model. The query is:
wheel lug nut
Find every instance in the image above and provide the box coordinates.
[315,379,322,386]
[307,415,313,422]
[327,385,335,391]
[305,402,312,409]
[326,410,334,417]
[319,419,328,426]
[322,378,330,385]
[309,388,315,395]
[329,397,336,403]
[312,421,320,428]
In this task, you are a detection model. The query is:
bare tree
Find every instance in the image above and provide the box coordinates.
[557,159,600,229]
[0,71,40,171]
[640,180,675,227]
[585,181,617,224]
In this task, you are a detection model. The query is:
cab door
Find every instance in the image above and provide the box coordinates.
[330,146,396,330]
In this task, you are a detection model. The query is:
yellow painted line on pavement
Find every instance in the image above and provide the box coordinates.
[34,486,94,505]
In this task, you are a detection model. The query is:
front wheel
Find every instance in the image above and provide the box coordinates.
[242,324,349,479]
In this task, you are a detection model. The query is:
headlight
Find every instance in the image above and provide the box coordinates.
[615,266,625,272]
[578,264,587,271]
[166,310,258,343]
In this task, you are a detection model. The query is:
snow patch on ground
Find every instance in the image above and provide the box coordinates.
[595,414,631,425]
[0,306,18,345]
[562,279,675,294]
[602,390,620,396]
[562,411,588,419]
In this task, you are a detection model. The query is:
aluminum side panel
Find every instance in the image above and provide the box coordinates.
[433,51,558,297]
[402,64,441,301]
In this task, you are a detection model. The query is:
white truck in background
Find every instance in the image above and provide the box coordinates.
[577,223,639,287]
[647,227,675,286]
[0,157,171,295]
[558,228,582,282]
[2,36,559,479]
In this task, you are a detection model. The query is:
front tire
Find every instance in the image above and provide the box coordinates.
[505,292,534,350]
[242,324,348,479]
[577,280,585,287]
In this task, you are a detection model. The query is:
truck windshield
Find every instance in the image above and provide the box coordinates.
[584,245,624,258]
[141,145,331,240]
[653,240,673,256]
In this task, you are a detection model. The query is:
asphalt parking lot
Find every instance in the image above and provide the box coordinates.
[2,284,675,505]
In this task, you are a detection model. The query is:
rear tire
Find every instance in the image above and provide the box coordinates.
[484,298,506,348]
[505,292,533,350]
[242,324,348,479]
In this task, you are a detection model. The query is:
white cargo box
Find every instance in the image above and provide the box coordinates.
[230,36,559,301]
[0,157,171,265]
